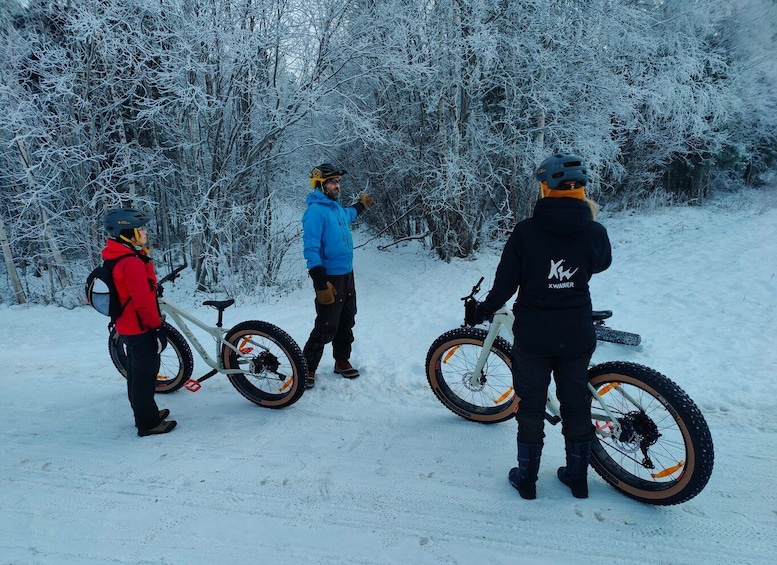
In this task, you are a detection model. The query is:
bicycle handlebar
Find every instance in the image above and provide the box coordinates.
[461,277,484,301]
[158,263,188,288]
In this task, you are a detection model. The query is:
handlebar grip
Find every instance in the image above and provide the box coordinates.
[158,263,188,286]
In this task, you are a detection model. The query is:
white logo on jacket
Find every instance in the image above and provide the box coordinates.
[548,259,577,289]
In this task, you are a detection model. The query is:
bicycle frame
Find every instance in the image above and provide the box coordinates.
[475,305,626,439]
[158,297,245,376]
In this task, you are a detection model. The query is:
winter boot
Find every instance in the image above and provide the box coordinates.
[135,409,170,429]
[334,359,360,379]
[508,441,543,500]
[557,439,593,498]
[305,371,316,390]
[138,420,177,437]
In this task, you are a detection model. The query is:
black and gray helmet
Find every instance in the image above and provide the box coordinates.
[310,163,347,189]
[535,154,588,189]
[103,208,151,238]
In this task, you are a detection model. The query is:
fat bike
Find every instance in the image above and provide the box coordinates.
[426,279,714,505]
[109,264,307,409]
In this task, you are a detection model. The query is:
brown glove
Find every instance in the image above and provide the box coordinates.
[358,192,375,208]
[316,282,337,305]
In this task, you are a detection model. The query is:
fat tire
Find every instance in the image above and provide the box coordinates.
[588,361,714,505]
[108,322,193,393]
[426,327,517,423]
[222,320,307,408]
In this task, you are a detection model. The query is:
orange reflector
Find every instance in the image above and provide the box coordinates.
[598,382,621,395]
[442,346,460,363]
[156,374,169,381]
[494,387,514,404]
[279,379,292,392]
[239,337,251,348]
[651,461,684,478]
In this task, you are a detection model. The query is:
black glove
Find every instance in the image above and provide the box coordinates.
[466,301,493,326]
[154,325,168,354]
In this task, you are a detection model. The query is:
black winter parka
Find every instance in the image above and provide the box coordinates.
[482,197,612,356]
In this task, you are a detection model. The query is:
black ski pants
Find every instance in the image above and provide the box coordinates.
[303,272,357,374]
[122,332,162,430]
[512,345,596,445]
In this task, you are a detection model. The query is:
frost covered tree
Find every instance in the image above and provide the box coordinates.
[0,0,774,304]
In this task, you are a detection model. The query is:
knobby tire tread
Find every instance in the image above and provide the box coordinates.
[588,361,714,505]
[222,320,307,409]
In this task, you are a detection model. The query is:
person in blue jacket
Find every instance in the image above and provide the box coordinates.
[471,154,611,500]
[302,163,374,389]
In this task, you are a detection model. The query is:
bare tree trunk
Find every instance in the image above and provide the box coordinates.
[13,135,71,288]
[38,206,70,288]
[0,208,26,304]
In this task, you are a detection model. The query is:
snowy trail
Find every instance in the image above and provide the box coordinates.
[1,191,776,564]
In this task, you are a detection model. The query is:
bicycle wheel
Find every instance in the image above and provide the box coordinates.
[222,320,307,408]
[108,322,193,393]
[426,327,517,423]
[588,361,714,505]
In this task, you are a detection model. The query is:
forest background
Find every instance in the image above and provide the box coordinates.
[1,0,776,305]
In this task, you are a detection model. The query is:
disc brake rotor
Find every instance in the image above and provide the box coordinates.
[461,370,486,392]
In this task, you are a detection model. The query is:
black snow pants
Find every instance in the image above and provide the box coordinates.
[512,345,596,445]
[122,332,162,430]
[303,272,357,374]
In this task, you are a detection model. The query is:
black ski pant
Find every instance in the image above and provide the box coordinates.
[122,332,162,430]
[303,272,357,374]
[512,345,596,445]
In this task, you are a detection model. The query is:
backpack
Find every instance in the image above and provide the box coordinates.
[85,254,139,324]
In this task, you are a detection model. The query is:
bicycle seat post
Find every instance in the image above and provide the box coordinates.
[202,299,235,328]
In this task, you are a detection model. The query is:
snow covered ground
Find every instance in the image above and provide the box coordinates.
[1,189,776,565]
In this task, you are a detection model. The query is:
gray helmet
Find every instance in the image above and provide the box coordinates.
[535,154,588,189]
[103,208,151,238]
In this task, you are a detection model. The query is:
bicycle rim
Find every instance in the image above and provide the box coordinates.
[108,323,192,393]
[223,321,306,408]
[589,361,714,505]
[426,327,517,423]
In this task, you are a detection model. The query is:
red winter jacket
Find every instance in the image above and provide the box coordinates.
[101,239,163,336]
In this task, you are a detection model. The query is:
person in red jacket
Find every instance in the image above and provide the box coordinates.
[102,208,176,437]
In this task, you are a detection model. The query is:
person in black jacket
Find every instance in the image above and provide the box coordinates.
[472,154,612,500]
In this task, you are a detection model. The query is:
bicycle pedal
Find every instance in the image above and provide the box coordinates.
[184,379,202,392]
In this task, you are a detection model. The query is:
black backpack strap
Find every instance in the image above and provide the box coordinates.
[106,252,150,323]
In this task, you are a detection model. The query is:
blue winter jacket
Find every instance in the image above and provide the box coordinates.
[302,190,360,275]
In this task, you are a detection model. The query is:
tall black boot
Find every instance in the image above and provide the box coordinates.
[557,439,592,498]
[508,441,543,500]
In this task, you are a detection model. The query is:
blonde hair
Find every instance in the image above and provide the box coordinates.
[583,197,600,220]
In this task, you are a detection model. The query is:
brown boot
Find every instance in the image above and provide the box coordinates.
[305,371,316,389]
[334,359,360,379]
[138,420,177,437]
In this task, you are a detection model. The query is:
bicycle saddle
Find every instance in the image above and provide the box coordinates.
[203,299,235,311]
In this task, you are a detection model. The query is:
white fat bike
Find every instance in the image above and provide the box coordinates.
[108,264,307,409]
[426,279,714,505]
